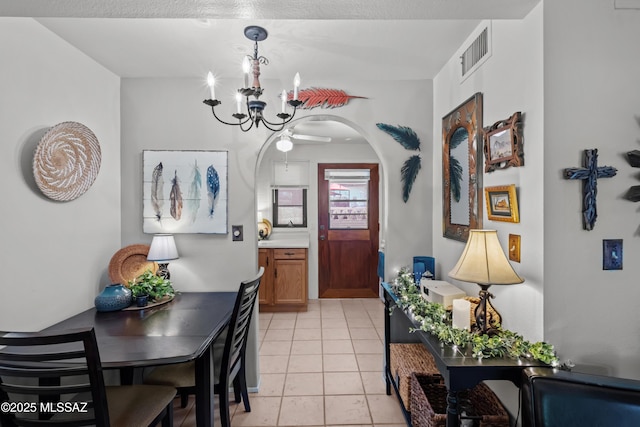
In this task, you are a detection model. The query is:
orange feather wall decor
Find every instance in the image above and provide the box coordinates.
[286,88,367,109]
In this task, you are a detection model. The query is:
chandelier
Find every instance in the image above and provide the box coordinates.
[204,26,302,132]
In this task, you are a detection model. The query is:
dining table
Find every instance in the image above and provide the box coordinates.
[41,291,236,427]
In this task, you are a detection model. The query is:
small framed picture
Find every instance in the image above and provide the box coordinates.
[603,239,623,270]
[484,185,519,223]
[483,112,524,173]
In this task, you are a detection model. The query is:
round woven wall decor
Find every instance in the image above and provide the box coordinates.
[33,121,101,201]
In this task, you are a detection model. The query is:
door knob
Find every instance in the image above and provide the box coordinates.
[320,235,325,240]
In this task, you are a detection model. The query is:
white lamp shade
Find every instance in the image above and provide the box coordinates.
[147,234,179,261]
[448,229,523,285]
[276,136,293,153]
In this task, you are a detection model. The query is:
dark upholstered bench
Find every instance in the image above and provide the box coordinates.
[522,367,640,427]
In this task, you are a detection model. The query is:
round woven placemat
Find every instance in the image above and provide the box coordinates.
[33,121,101,201]
[108,244,158,286]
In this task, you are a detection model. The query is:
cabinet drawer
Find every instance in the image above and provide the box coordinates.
[274,248,306,259]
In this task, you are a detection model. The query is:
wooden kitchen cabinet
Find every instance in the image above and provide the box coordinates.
[258,248,308,312]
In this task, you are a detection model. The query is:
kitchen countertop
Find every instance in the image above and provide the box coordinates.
[258,232,310,248]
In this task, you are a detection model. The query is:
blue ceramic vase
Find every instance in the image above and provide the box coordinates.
[95,284,132,312]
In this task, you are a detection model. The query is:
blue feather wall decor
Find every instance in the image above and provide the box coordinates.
[207,165,220,217]
[187,160,202,223]
[151,162,164,221]
[170,170,183,220]
[377,123,424,202]
[401,155,422,203]
[376,123,421,151]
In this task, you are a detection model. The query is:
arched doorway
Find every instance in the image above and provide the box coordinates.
[255,115,386,300]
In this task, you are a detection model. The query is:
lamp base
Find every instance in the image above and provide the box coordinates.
[473,284,502,335]
[157,263,171,280]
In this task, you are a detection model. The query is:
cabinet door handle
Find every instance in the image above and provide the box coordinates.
[274,268,277,278]
[284,252,295,256]
[266,257,269,266]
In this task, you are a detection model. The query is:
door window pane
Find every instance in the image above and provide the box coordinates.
[329,181,368,229]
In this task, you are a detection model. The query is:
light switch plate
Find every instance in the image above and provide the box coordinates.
[509,234,521,262]
[232,225,243,241]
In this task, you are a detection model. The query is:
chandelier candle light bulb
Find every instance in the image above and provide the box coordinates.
[281,89,287,113]
[242,56,251,88]
[207,72,215,100]
[235,92,242,114]
[293,72,301,100]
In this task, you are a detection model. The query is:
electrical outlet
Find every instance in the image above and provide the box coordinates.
[232,225,243,241]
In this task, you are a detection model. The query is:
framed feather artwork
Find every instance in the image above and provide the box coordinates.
[143,150,228,234]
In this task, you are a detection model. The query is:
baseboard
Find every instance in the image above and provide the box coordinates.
[248,375,261,393]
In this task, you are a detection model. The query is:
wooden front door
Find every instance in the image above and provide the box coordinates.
[318,163,379,298]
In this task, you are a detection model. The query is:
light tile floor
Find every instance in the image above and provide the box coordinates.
[172,298,407,427]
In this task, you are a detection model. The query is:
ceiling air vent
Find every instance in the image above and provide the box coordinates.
[460,24,491,82]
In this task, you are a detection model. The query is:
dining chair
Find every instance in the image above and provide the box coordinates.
[0,327,176,427]
[144,267,264,427]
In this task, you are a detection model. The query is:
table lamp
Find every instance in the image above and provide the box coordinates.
[147,234,179,280]
[448,229,523,334]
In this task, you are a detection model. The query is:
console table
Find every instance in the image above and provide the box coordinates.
[382,282,548,427]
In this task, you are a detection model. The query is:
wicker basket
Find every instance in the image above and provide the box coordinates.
[389,344,441,411]
[410,373,509,427]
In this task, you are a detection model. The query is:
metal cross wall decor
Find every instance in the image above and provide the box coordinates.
[563,149,617,231]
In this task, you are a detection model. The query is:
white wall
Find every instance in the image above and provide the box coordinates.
[120,77,434,387]
[121,77,434,290]
[0,18,121,331]
[433,6,545,342]
[543,0,640,379]
[256,138,380,299]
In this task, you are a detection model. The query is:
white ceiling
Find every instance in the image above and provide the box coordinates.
[2,0,540,81]
[1,0,540,141]
[34,18,482,81]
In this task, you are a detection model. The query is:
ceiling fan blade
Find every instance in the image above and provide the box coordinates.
[290,134,332,143]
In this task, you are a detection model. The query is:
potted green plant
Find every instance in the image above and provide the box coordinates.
[128,270,175,307]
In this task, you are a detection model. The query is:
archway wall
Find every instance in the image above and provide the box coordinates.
[256,116,382,299]
[255,80,435,288]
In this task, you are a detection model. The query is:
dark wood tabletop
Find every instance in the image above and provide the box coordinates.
[43,292,236,366]
[42,291,237,427]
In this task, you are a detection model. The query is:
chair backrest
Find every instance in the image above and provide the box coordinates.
[0,327,110,427]
[220,267,264,381]
[522,367,640,427]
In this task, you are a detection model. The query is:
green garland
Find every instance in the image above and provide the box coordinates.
[391,268,559,365]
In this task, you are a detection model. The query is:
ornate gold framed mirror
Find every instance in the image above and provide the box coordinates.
[442,93,483,242]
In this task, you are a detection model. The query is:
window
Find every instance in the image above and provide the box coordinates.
[273,188,307,227]
[328,181,369,229]
[324,168,370,230]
